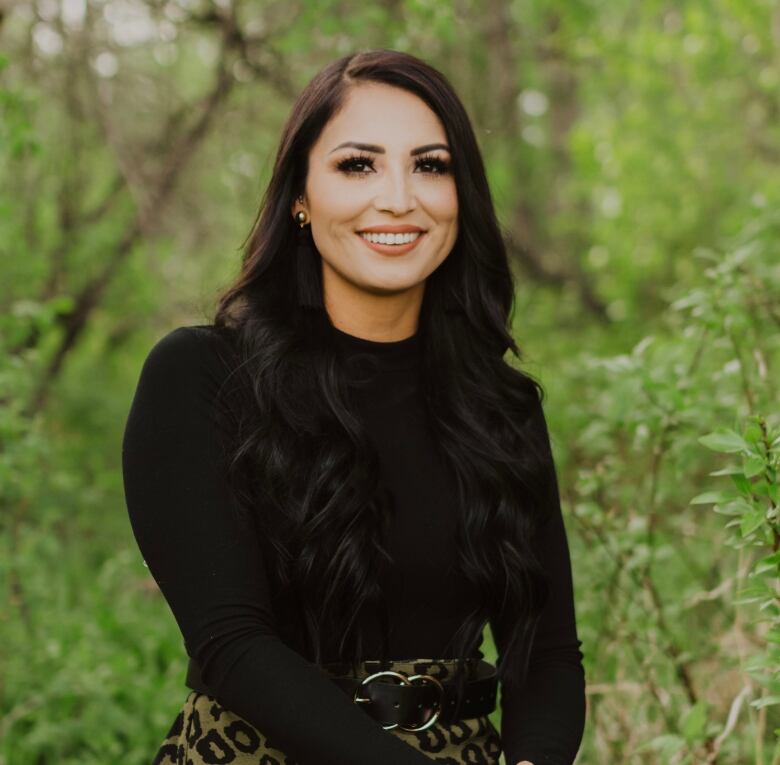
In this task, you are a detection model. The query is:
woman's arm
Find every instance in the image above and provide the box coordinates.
[121,326,434,765]
[490,400,586,765]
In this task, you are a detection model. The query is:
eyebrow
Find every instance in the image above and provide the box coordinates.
[328,141,451,155]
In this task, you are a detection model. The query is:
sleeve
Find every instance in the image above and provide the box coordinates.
[121,326,435,765]
[490,400,587,765]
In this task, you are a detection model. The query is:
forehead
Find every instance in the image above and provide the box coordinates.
[312,82,447,154]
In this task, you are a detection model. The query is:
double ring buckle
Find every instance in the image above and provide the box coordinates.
[353,669,445,731]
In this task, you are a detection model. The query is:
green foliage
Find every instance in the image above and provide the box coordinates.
[0,54,40,161]
[695,414,780,732]
[557,212,779,763]
[0,306,189,764]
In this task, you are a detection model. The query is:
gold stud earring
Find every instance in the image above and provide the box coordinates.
[295,210,309,227]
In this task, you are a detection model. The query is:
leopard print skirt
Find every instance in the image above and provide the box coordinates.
[152,658,504,765]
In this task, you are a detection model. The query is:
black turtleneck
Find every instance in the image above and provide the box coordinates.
[121,323,585,765]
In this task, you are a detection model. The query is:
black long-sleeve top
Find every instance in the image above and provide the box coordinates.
[121,323,586,765]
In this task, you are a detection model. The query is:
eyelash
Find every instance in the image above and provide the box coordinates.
[336,153,451,177]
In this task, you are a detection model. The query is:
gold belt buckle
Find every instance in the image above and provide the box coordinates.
[353,669,445,731]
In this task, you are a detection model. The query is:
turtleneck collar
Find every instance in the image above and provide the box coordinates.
[329,322,422,373]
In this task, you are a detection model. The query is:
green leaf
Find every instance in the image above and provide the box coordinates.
[681,701,708,740]
[646,733,687,756]
[710,464,744,476]
[730,473,753,493]
[690,490,738,505]
[737,582,772,600]
[714,505,743,517]
[699,430,750,453]
[742,454,765,478]
[750,695,780,710]
[754,555,780,575]
[735,595,764,605]
[714,497,755,516]
[756,551,780,568]
[740,507,766,537]
[759,598,779,613]
[743,420,764,446]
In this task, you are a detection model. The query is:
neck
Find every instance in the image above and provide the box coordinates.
[329,320,422,374]
[321,263,425,342]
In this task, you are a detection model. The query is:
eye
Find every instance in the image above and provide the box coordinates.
[336,153,375,176]
[414,154,451,175]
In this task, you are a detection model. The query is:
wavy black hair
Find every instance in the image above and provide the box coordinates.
[211,48,556,705]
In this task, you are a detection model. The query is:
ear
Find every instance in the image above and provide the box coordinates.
[291,194,306,218]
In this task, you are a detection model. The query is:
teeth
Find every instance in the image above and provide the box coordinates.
[359,231,421,245]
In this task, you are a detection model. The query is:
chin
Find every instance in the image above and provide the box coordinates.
[357,277,422,296]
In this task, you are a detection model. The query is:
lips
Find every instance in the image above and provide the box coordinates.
[356,230,426,256]
[357,225,427,234]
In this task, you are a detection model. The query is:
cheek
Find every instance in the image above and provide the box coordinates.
[311,199,356,228]
[425,182,458,224]
[306,173,361,224]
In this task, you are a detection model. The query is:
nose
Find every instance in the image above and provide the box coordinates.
[374,164,416,215]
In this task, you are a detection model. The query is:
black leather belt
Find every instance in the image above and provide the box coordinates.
[185,657,498,730]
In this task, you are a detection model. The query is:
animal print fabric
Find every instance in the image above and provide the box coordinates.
[152,658,503,765]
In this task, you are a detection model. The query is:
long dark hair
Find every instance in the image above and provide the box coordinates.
[211,48,555,701]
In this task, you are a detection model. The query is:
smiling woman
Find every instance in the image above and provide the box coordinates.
[122,48,585,765]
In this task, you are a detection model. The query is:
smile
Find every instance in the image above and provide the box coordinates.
[356,231,426,256]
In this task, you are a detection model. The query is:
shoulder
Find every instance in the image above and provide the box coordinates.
[140,324,237,380]
[144,323,232,359]
[127,325,243,439]
[122,329,242,485]
[131,325,243,418]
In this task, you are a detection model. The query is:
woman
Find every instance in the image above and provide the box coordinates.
[122,49,586,765]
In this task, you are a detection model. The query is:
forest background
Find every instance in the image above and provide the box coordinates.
[1,1,778,763]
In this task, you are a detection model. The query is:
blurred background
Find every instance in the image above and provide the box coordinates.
[1,1,778,763]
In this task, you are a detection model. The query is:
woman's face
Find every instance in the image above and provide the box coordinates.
[293,82,458,325]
